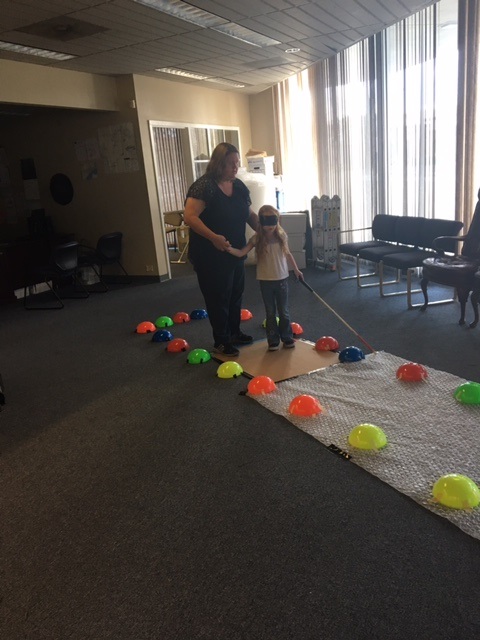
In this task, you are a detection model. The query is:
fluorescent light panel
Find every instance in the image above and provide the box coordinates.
[133,0,227,28]
[156,67,208,79]
[205,78,245,88]
[212,23,281,47]
[0,40,75,60]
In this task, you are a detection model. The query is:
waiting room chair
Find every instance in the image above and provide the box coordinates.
[24,241,89,310]
[79,232,130,292]
[420,189,480,326]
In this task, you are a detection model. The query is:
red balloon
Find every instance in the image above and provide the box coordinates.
[136,321,156,334]
[166,338,189,352]
[291,322,303,336]
[247,375,277,395]
[173,311,190,324]
[289,394,323,416]
[396,362,428,382]
[241,308,253,320]
[315,336,339,351]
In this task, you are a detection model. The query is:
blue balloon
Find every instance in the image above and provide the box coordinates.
[339,346,365,363]
[152,329,173,342]
[190,308,208,319]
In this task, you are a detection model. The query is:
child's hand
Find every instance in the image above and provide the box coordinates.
[294,270,304,281]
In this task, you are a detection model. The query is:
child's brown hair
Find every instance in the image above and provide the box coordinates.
[256,204,288,258]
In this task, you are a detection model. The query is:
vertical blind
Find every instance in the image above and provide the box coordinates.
[152,126,188,213]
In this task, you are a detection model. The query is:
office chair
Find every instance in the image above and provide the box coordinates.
[420,189,480,326]
[24,241,89,310]
[79,232,130,292]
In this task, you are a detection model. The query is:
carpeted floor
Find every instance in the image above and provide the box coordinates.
[1,261,480,640]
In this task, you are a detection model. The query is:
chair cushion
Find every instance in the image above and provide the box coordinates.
[338,240,388,257]
[422,256,479,288]
[382,249,434,269]
[358,244,414,261]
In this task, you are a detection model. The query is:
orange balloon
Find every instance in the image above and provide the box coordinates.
[289,394,323,416]
[315,336,339,351]
[396,362,428,382]
[166,338,189,352]
[136,321,156,334]
[247,375,277,395]
[291,322,303,336]
[173,311,190,324]
[241,308,253,320]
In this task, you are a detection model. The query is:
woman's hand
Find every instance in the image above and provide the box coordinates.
[211,234,231,252]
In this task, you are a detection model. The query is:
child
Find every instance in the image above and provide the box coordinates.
[227,204,304,351]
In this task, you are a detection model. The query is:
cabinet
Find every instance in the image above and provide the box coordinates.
[188,127,240,181]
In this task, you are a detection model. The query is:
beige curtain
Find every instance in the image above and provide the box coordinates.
[455,0,480,226]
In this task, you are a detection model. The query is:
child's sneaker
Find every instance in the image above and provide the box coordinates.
[283,339,295,349]
[213,343,240,356]
[268,343,280,351]
[233,332,253,345]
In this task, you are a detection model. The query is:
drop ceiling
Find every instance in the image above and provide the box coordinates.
[0,0,439,95]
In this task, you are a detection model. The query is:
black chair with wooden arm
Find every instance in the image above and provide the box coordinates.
[24,241,89,310]
[420,189,480,327]
[79,232,130,292]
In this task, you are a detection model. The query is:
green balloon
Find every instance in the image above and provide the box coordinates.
[454,382,480,405]
[155,315,174,328]
[348,424,387,450]
[187,348,211,364]
[217,361,243,379]
[432,474,480,509]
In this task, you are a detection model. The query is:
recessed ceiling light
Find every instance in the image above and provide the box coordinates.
[0,40,75,60]
[155,67,209,80]
[205,78,245,88]
[212,23,281,47]
[285,47,301,53]
[133,0,227,28]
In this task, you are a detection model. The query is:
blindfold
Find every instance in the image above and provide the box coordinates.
[259,215,278,226]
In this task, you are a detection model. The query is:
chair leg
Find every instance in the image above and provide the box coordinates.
[457,288,470,326]
[24,279,64,310]
[470,287,480,328]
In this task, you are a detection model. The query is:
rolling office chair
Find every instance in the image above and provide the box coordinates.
[24,241,89,310]
[79,232,130,292]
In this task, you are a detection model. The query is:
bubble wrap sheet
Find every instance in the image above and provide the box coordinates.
[251,351,480,540]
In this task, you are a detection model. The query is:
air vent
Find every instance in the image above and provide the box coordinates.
[15,17,108,41]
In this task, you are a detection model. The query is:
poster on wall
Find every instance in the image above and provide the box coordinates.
[97,122,139,174]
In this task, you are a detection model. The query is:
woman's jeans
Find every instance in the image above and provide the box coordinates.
[260,278,293,346]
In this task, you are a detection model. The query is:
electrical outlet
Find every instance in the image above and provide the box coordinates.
[145,264,154,272]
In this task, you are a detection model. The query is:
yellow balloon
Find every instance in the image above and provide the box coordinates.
[432,474,480,510]
[348,424,387,450]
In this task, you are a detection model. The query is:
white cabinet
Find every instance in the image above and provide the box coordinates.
[280,211,308,270]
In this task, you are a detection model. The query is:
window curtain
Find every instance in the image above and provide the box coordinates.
[274,2,461,238]
[151,126,188,213]
[456,0,480,225]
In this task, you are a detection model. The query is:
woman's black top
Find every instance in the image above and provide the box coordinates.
[186,174,251,268]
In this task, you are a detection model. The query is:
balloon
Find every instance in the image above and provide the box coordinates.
[173,311,190,323]
[288,394,323,416]
[187,349,211,364]
[315,336,339,351]
[190,309,208,319]
[247,375,277,395]
[241,309,253,321]
[166,338,189,352]
[291,322,303,336]
[217,361,243,379]
[339,346,365,363]
[432,474,480,509]
[348,424,387,450]
[136,321,156,334]
[154,316,173,328]
[152,329,173,342]
[396,362,428,382]
[454,382,480,405]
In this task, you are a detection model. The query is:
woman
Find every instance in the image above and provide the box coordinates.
[184,142,258,357]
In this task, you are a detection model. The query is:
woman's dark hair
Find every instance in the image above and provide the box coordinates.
[205,142,239,181]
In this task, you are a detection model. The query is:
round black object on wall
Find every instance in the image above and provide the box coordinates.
[50,173,74,205]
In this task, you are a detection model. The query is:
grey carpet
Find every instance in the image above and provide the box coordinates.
[1,263,480,640]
